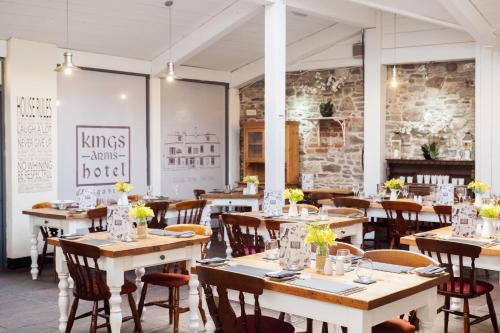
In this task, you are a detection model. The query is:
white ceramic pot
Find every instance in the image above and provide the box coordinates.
[288,201,299,217]
[247,182,258,195]
[118,192,129,206]
[481,217,497,238]
[390,189,400,201]
[474,193,483,208]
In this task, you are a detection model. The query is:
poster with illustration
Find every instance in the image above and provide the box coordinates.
[436,184,455,205]
[451,204,477,237]
[263,190,284,217]
[107,205,132,241]
[279,223,310,269]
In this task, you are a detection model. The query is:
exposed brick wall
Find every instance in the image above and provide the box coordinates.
[239,67,364,188]
[385,60,475,159]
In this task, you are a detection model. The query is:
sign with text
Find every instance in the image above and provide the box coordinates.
[76,126,130,186]
[17,96,54,193]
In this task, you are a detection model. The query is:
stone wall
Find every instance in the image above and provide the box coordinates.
[386,60,475,159]
[239,67,364,188]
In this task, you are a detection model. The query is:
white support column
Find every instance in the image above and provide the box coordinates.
[264,0,286,193]
[228,88,241,185]
[363,13,386,195]
[475,44,500,191]
[149,77,162,193]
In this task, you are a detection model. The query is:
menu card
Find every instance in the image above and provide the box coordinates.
[263,190,284,217]
[76,187,97,209]
[436,184,455,205]
[107,205,134,241]
[451,204,477,238]
[279,223,310,270]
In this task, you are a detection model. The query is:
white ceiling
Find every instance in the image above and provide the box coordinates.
[0,0,239,60]
[471,0,500,33]
[183,9,337,71]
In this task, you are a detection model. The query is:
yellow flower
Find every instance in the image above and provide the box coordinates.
[479,204,500,219]
[305,225,337,256]
[115,181,133,193]
[129,203,154,225]
[282,188,304,203]
[384,178,405,190]
[243,175,259,184]
[467,179,490,194]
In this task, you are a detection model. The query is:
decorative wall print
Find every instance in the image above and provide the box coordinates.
[76,126,130,186]
[107,205,133,241]
[163,131,221,170]
[17,96,54,193]
[76,187,97,209]
[263,190,284,217]
[279,223,310,270]
[436,184,455,205]
[301,173,314,190]
[451,204,477,238]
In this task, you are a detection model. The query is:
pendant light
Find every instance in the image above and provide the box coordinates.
[165,0,175,82]
[55,0,80,75]
[390,13,398,88]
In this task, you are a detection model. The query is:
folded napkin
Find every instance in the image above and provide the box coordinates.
[148,229,196,238]
[265,271,299,280]
[415,232,436,238]
[414,265,447,276]
[196,257,226,265]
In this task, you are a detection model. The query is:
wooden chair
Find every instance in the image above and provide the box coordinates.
[220,214,264,257]
[197,265,295,333]
[307,192,332,207]
[193,189,225,240]
[59,239,142,333]
[264,219,293,241]
[175,199,207,224]
[328,242,364,256]
[282,204,319,213]
[86,207,107,232]
[416,238,499,333]
[432,205,452,226]
[327,207,364,216]
[145,201,169,229]
[380,201,422,249]
[138,224,212,333]
[33,202,57,276]
[193,189,206,200]
[127,194,143,202]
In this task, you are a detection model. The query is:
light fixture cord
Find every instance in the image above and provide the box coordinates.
[169,4,172,61]
[66,0,69,50]
[393,13,396,65]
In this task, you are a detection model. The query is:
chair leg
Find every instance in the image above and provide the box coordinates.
[128,293,143,333]
[168,287,174,324]
[104,300,111,333]
[486,293,500,333]
[39,240,48,276]
[65,297,79,333]
[198,286,207,325]
[306,318,313,333]
[463,298,470,333]
[173,287,180,333]
[321,322,328,333]
[444,296,450,332]
[137,283,148,318]
[278,312,285,321]
[90,301,99,333]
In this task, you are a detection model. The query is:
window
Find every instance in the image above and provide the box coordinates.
[200,145,204,153]
[169,147,176,155]
[193,148,199,154]
[210,145,214,153]
[188,147,192,154]
[189,157,195,166]
[168,158,175,165]
[211,157,215,165]
[177,136,182,142]
[199,157,204,166]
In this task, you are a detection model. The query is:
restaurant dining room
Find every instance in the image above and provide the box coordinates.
[1,0,500,332]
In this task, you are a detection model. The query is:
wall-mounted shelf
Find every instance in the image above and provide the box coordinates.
[304,117,348,147]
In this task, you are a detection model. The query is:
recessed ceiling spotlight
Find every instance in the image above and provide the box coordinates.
[120,94,127,100]
[291,11,308,18]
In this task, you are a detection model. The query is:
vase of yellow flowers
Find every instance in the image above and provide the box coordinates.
[243,175,259,195]
[129,203,154,239]
[384,178,405,201]
[305,224,336,272]
[115,181,133,206]
[478,204,499,238]
[283,188,304,217]
[468,179,490,208]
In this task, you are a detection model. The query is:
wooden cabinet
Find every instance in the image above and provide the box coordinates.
[242,121,300,185]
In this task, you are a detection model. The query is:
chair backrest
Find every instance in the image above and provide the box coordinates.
[333,197,370,215]
[308,192,333,206]
[128,194,143,202]
[165,224,212,258]
[86,207,108,232]
[197,265,265,333]
[282,204,319,213]
[220,214,263,257]
[328,242,365,256]
[193,189,206,200]
[364,249,437,268]
[176,199,207,225]
[146,201,169,229]
[33,202,57,239]
[381,200,422,234]
[327,207,364,216]
[32,202,52,209]
[432,205,452,226]
[59,239,109,300]
[264,219,293,241]
[416,238,481,297]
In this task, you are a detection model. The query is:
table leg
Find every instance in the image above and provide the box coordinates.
[30,222,39,280]
[188,261,202,332]
[416,288,438,333]
[201,284,216,333]
[225,225,232,258]
[107,261,124,333]
[450,265,462,317]
[56,247,69,333]
[135,268,146,320]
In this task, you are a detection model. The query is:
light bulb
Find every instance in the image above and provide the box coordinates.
[64,67,73,75]
[391,77,398,88]
[166,75,174,82]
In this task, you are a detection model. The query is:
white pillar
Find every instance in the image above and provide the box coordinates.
[264,0,286,193]
[228,88,241,185]
[363,13,387,195]
[149,77,162,193]
[475,44,500,191]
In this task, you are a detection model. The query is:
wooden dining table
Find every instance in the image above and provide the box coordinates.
[48,232,210,333]
[199,253,448,333]
[201,191,263,212]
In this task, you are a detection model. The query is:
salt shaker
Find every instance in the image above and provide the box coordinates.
[335,257,345,276]
[323,257,333,275]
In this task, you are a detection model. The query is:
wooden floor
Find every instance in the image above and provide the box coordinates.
[0,233,498,333]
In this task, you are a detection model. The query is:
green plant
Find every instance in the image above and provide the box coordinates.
[305,225,336,256]
[319,101,334,117]
[421,142,439,160]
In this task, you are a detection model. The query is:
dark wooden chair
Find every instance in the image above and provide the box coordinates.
[416,238,499,333]
[127,194,142,202]
[334,197,378,250]
[193,189,225,240]
[307,192,332,207]
[145,201,169,229]
[176,199,207,224]
[264,219,293,241]
[59,239,142,333]
[33,201,58,277]
[197,265,295,333]
[138,225,212,333]
[432,205,452,226]
[380,201,422,249]
[327,207,365,216]
[193,189,206,200]
[87,207,108,232]
[328,242,364,256]
[220,214,264,257]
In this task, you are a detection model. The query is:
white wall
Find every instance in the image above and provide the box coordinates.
[0,40,6,58]
[4,39,58,259]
